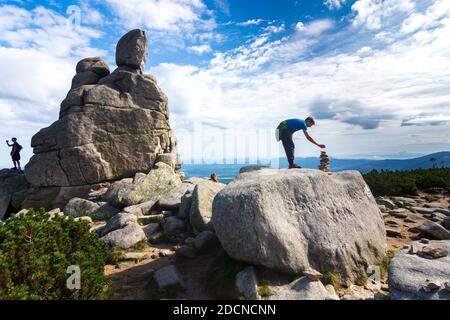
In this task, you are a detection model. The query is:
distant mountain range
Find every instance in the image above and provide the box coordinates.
[182,152,450,183]
[277,151,450,173]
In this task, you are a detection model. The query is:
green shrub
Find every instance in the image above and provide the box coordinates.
[0,209,107,300]
[379,250,395,280]
[355,271,368,286]
[363,168,450,196]
[321,271,341,288]
[258,285,273,299]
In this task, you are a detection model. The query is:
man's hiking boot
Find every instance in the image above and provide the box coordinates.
[289,164,302,169]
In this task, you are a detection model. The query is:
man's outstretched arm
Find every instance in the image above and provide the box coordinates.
[303,130,326,148]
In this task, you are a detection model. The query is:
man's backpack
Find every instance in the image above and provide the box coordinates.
[16,144,23,152]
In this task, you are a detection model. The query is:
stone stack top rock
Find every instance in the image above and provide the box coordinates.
[76,57,110,77]
[116,29,148,73]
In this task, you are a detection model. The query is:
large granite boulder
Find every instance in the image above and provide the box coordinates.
[23,29,179,211]
[212,169,387,285]
[388,240,450,300]
[0,169,29,219]
[190,180,226,232]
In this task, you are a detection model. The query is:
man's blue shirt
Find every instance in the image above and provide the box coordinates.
[285,119,307,133]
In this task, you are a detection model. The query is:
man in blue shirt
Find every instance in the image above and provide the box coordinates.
[276,117,326,169]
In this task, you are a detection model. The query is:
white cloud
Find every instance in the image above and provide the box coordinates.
[104,0,215,33]
[351,0,415,30]
[151,1,450,159]
[187,44,212,55]
[237,19,264,26]
[324,0,346,10]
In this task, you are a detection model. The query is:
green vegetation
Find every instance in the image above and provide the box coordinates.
[205,249,248,299]
[258,285,273,299]
[379,250,395,280]
[363,168,450,196]
[0,209,107,300]
[321,271,341,288]
[355,271,368,287]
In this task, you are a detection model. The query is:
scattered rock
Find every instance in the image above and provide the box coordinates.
[389,208,408,218]
[235,267,260,300]
[153,265,181,289]
[178,193,193,219]
[212,169,387,285]
[142,223,161,238]
[163,216,186,241]
[177,246,196,259]
[417,221,450,240]
[139,214,164,225]
[93,202,121,221]
[193,231,221,254]
[376,197,395,210]
[64,198,100,218]
[418,246,448,259]
[101,212,137,236]
[386,228,403,238]
[123,252,148,262]
[270,277,339,300]
[123,200,158,216]
[444,216,450,231]
[101,223,147,249]
[411,207,436,215]
[158,183,194,211]
[388,240,450,300]
[422,281,441,293]
[303,268,323,281]
[341,285,375,300]
[148,231,165,244]
[74,216,93,224]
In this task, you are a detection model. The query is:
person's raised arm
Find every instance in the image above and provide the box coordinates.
[303,130,326,149]
[6,140,11,147]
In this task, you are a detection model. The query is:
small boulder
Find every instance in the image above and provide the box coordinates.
[193,231,221,254]
[417,221,450,240]
[178,193,193,219]
[153,265,181,289]
[163,217,186,242]
[270,277,338,300]
[64,198,100,218]
[101,212,137,236]
[101,223,146,249]
[190,180,226,232]
[142,223,160,238]
[376,198,395,210]
[235,267,260,300]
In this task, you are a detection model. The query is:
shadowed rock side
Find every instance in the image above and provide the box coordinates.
[22,29,179,210]
[212,169,387,285]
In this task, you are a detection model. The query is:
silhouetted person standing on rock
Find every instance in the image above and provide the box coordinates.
[276,117,326,169]
[6,138,22,171]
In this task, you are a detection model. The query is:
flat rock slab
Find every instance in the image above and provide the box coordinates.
[388,240,450,300]
[417,221,450,240]
[101,223,146,249]
[270,277,339,300]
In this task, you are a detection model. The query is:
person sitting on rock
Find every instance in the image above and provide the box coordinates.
[210,173,218,183]
[6,137,23,171]
[276,117,326,169]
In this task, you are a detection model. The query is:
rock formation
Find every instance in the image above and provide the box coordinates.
[212,168,387,285]
[22,29,179,210]
[319,151,330,172]
[0,169,29,219]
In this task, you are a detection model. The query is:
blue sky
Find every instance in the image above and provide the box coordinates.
[0,0,450,166]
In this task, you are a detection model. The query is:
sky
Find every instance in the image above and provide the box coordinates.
[0,0,450,166]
